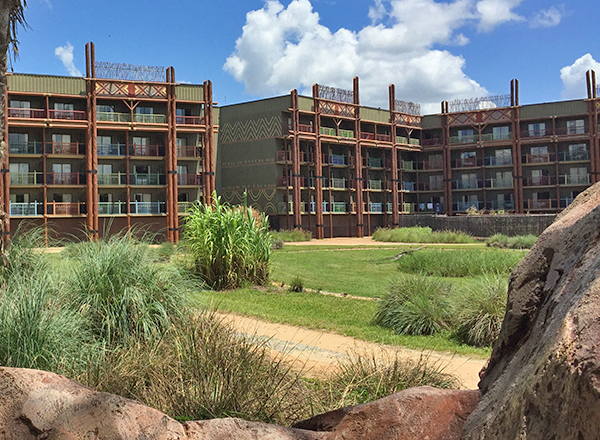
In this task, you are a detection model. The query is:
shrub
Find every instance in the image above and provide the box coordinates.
[373,274,452,335]
[271,238,285,250]
[183,195,272,289]
[372,226,476,244]
[395,248,523,277]
[272,229,313,242]
[454,274,508,347]
[486,233,537,249]
[288,276,304,293]
[63,233,192,345]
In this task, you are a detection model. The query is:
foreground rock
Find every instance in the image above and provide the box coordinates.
[461,182,600,440]
[295,386,480,440]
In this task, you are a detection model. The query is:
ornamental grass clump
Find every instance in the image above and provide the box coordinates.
[372,226,476,244]
[373,274,452,336]
[486,233,538,249]
[183,196,272,290]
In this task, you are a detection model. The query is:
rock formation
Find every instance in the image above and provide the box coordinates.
[461,182,600,439]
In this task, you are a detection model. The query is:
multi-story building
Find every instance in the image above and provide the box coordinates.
[2,43,216,243]
[218,73,600,238]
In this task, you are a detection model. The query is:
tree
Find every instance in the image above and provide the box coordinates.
[0,1,27,254]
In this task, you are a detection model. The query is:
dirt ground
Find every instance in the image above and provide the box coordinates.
[220,313,486,390]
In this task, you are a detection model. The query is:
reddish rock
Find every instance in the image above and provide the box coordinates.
[295,386,480,440]
[184,418,326,440]
[461,182,600,440]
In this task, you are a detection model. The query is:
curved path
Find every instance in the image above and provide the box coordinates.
[219,313,486,390]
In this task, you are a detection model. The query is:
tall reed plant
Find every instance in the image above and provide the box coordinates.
[182,196,272,289]
[372,226,477,244]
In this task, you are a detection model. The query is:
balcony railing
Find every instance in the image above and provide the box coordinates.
[10,201,43,216]
[9,141,44,155]
[129,173,165,185]
[10,172,43,185]
[558,151,589,162]
[400,160,415,171]
[418,161,443,170]
[418,182,444,191]
[555,127,588,136]
[367,180,383,190]
[329,154,347,166]
[376,133,391,142]
[368,202,383,213]
[98,173,127,186]
[559,174,591,185]
[521,129,553,138]
[481,132,512,142]
[320,127,336,136]
[97,112,130,122]
[560,197,574,209]
[46,142,84,155]
[176,115,204,125]
[452,158,481,168]
[402,203,416,213]
[8,108,45,118]
[361,132,375,140]
[331,202,347,213]
[46,172,85,185]
[485,200,515,210]
[129,145,164,157]
[485,177,514,188]
[178,201,194,213]
[525,199,557,210]
[452,179,482,190]
[298,124,314,133]
[98,143,127,156]
[402,181,415,192]
[177,145,203,158]
[523,175,555,186]
[98,202,128,215]
[453,201,483,211]
[338,129,355,139]
[133,114,167,124]
[366,157,383,168]
[130,201,166,214]
[276,150,291,162]
[330,177,348,189]
[522,153,556,164]
[47,202,85,215]
[449,134,477,145]
[485,156,513,166]
[178,174,202,185]
[48,109,86,120]
[422,138,442,147]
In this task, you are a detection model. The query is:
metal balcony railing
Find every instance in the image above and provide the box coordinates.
[484,156,513,166]
[523,175,555,186]
[10,201,43,216]
[481,132,512,142]
[176,115,204,125]
[557,151,589,162]
[129,145,164,157]
[330,177,348,189]
[129,173,165,185]
[178,201,194,213]
[133,114,167,124]
[401,203,416,213]
[331,202,347,213]
[98,202,128,215]
[47,202,85,215]
[46,142,84,155]
[97,112,130,122]
[555,127,588,136]
[485,200,515,210]
[485,178,514,188]
[46,172,85,185]
[98,143,127,156]
[10,172,43,185]
[367,180,383,190]
[402,181,415,192]
[525,199,556,210]
[400,160,415,170]
[298,124,314,133]
[452,158,481,168]
[361,132,375,140]
[329,154,347,166]
[522,153,556,164]
[366,157,383,168]
[320,127,336,136]
[376,133,391,142]
[453,201,483,212]
[48,109,86,120]
[9,141,43,155]
[8,108,45,118]
[130,201,166,214]
[177,145,203,158]
[98,173,127,186]
[449,134,477,145]
[368,202,383,213]
[452,179,482,190]
[178,174,202,185]
[521,129,553,138]
[559,174,591,185]
[418,182,444,191]
[338,129,355,139]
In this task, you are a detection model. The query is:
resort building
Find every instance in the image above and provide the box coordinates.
[218,73,600,238]
[2,43,216,243]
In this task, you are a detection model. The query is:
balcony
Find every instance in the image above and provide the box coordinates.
[98,143,127,156]
[276,150,291,162]
[331,202,347,213]
[422,138,442,147]
[418,160,443,171]
[338,129,355,139]
[10,172,43,185]
[130,201,166,214]
[555,127,588,136]
[484,156,513,166]
[129,173,165,185]
[367,202,383,213]
[97,111,130,123]
[176,115,204,125]
[520,128,553,139]
[98,173,127,186]
[330,177,348,189]
[178,201,194,213]
[525,199,557,210]
[485,178,514,189]
[418,182,443,191]
[400,160,415,171]
[47,202,85,215]
[452,158,481,168]
[559,174,591,186]
[276,176,292,187]
[376,133,391,142]
[46,142,84,155]
[522,153,556,164]
[365,157,383,168]
[328,154,347,166]
[366,180,383,190]
[449,134,477,145]
[129,145,164,157]
[9,201,43,216]
[298,124,314,133]
[361,132,375,140]
[98,202,128,215]
[481,132,512,142]
[401,203,416,213]
[402,181,415,192]
[9,141,43,155]
[48,109,86,120]
[453,201,483,212]
[320,127,336,136]
[301,152,314,163]
[452,179,482,190]
[485,200,515,210]
[560,197,574,209]
[523,175,555,186]
[133,114,167,124]
[46,172,85,185]
[8,108,45,118]
[558,151,589,162]
[178,174,202,186]
[177,145,203,158]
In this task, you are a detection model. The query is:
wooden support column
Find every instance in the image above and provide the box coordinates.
[84,42,98,241]
[389,85,400,227]
[1,78,9,247]
[166,67,178,243]
[587,71,599,184]
[312,84,324,239]
[291,90,302,229]
[352,77,363,237]
[510,79,524,213]
[441,101,452,215]
[204,80,215,203]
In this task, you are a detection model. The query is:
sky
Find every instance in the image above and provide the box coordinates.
[9,0,600,114]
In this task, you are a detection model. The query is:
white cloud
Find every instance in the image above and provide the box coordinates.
[560,54,600,100]
[476,0,524,32]
[225,0,495,113]
[55,43,82,77]
[530,6,563,29]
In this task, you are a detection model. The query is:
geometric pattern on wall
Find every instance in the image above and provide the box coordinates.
[95,81,167,99]
[448,108,511,126]
[221,188,278,214]
[220,115,283,144]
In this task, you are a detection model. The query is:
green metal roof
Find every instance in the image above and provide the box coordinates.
[8,73,86,95]
[520,99,588,119]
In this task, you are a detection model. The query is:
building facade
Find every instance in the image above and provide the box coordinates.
[218,73,600,238]
[2,43,216,243]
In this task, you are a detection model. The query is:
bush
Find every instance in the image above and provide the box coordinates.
[288,276,304,293]
[271,238,285,250]
[63,233,192,345]
[395,248,523,277]
[454,274,508,347]
[373,274,452,336]
[183,196,272,289]
[486,233,537,249]
[372,227,476,244]
[272,229,312,242]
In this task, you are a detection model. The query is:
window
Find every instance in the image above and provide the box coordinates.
[98,164,112,174]
[492,126,510,140]
[176,137,187,146]
[460,173,478,189]
[97,105,114,113]
[52,134,71,144]
[567,119,585,135]
[134,107,155,123]
[494,149,512,165]
[97,105,116,121]
[51,134,74,154]
[54,103,75,120]
[10,100,31,117]
[569,167,589,185]
[568,143,588,161]
[530,146,549,163]
[429,174,443,190]
[528,123,546,137]
[457,129,474,143]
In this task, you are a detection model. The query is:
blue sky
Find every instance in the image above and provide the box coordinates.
[10,0,600,114]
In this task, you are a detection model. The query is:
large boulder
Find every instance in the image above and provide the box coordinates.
[295,386,480,440]
[462,182,600,440]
